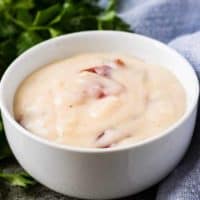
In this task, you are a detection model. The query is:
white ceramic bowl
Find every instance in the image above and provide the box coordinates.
[0,31,199,199]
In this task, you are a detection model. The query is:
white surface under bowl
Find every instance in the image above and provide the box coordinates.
[0,31,199,199]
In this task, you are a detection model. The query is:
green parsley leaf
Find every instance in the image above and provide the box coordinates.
[17,31,43,55]
[33,4,61,26]
[0,171,36,187]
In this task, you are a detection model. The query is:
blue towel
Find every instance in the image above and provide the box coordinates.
[118,0,200,199]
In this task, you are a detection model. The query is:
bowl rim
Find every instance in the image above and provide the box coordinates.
[0,30,199,154]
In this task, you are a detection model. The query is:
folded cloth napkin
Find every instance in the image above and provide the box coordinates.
[117,0,200,199]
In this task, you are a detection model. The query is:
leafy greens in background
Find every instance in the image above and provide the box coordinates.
[0,0,130,187]
[0,0,130,74]
[0,171,36,187]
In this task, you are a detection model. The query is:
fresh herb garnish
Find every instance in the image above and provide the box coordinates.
[0,0,130,188]
[0,0,130,73]
[0,171,36,187]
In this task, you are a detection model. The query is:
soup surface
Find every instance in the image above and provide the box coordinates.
[14,53,186,148]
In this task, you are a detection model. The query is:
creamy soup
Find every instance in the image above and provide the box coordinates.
[14,53,186,148]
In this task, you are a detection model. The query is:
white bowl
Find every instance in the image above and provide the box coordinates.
[0,31,199,199]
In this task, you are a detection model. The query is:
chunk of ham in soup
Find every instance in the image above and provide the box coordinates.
[14,53,186,148]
